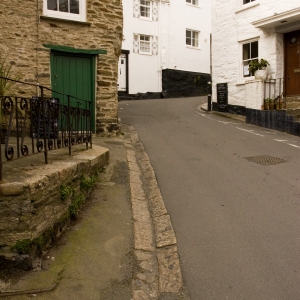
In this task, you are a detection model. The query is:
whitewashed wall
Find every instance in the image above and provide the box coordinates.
[167,0,211,74]
[122,0,211,95]
[211,0,300,107]
[122,0,160,94]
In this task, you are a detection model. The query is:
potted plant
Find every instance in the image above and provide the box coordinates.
[248,59,270,80]
[0,56,21,143]
[269,98,275,110]
[264,98,270,110]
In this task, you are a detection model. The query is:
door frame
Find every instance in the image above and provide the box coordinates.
[284,29,300,96]
[118,50,130,94]
[50,51,97,133]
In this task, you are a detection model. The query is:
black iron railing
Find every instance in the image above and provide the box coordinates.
[0,77,92,181]
[263,78,285,109]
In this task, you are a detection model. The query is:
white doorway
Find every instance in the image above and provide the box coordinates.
[118,54,127,92]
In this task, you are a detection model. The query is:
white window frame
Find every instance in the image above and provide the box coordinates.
[243,0,255,4]
[43,0,86,22]
[186,0,199,6]
[236,0,259,12]
[240,39,259,82]
[140,0,152,20]
[139,35,152,55]
[186,29,199,48]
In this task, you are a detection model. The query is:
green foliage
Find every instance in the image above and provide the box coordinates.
[60,184,73,201]
[80,174,96,192]
[12,239,32,254]
[69,193,84,218]
[194,75,202,84]
[0,56,21,97]
[248,59,270,73]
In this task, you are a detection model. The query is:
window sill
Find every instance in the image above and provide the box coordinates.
[236,76,256,85]
[139,52,152,56]
[186,3,201,9]
[235,2,260,14]
[139,16,153,21]
[186,46,201,50]
[40,15,91,25]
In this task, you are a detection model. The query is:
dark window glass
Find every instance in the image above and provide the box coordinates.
[186,30,191,46]
[59,0,68,12]
[70,0,79,14]
[48,0,57,11]
[251,41,258,58]
[243,43,250,60]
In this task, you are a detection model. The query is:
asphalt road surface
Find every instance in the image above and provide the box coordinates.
[119,97,300,300]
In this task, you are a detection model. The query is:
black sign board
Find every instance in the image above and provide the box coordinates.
[216,83,228,112]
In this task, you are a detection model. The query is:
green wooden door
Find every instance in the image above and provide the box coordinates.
[50,51,95,131]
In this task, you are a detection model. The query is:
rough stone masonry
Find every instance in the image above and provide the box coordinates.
[0,0,123,135]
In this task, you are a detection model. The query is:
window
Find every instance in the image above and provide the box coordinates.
[186,30,199,48]
[242,40,258,77]
[139,35,151,54]
[140,0,151,19]
[43,0,86,22]
[243,0,255,4]
[186,0,198,5]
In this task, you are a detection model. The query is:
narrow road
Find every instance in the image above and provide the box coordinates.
[119,97,300,300]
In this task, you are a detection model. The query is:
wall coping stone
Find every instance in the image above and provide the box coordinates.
[0,144,109,196]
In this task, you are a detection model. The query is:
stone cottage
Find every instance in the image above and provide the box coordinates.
[0,0,123,135]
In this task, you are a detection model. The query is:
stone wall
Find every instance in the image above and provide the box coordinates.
[0,145,109,269]
[162,69,211,98]
[0,0,123,135]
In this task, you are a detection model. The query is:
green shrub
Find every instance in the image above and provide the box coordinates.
[12,239,32,254]
[60,184,73,201]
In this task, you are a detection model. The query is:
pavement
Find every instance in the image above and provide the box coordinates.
[0,104,245,300]
[199,102,246,123]
[0,124,189,300]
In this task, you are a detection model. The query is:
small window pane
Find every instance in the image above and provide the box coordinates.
[251,41,258,59]
[70,0,79,14]
[243,44,250,60]
[48,0,57,11]
[59,0,69,12]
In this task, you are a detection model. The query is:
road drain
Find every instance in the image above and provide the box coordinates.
[244,155,288,165]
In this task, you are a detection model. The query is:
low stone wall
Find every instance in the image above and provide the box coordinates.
[246,109,300,136]
[162,69,211,98]
[0,145,109,269]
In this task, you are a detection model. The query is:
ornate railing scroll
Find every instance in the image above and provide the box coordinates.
[0,77,93,181]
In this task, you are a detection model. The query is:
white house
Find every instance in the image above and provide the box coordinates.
[211,0,300,114]
[118,0,211,99]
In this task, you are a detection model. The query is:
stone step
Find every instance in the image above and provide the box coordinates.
[285,96,300,103]
[285,101,300,109]
[118,93,135,101]
[286,108,300,116]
